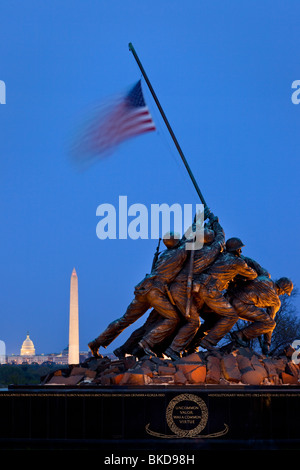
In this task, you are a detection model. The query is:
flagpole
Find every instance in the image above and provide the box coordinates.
[128,42,208,209]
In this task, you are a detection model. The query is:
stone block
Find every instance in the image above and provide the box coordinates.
[176,363,201,376]
[174,370,187,385]
[99,367,116,378]
[84,369,97,379]
[263,358,278,377]
[250,355,262,368]
[119,372,152,385]
[219,377,231,385]
[99,374,113,386]
[89,357,111,372]
[221,354,241,383]
[284,345,296,358]
[236,347,253,358]
[285,362,299,378]
[281,372,299,384]
[148,356,166,367]
[122,356,137,370]
[241,369,264,385]
[111,373,126,385]
[158,365,176,375]
[237,355,252,373]
[47,375,85,385]
[251,356,268,379]
[268,374,282,385]
[186,365,206,384]
[206,356,221,384]
[70,366,88,376]
[139,359,155,370]
[151,375,174,384]
[138,364,154,378]
[273,358,287,374]
[178,353,203,363]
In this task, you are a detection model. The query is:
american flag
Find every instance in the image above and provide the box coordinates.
[72,80,156,162]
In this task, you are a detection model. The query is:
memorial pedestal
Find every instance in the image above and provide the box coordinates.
[0,384,299,451]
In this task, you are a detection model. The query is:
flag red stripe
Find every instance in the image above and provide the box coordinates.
[115,124,156,141]
[76,81,156,159]
[116,118,155,134]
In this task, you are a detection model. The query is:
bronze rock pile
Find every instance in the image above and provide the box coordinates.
[41,344,300,387]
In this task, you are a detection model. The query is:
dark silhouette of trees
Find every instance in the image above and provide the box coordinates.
[268,288,300,355]
[223,288,300,356]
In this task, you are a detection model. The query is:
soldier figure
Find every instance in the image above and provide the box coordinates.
[161,214,225,359]
[191,237,258,350]
[87,184,294,360]
[113,309,164,358]
[228,276,293,354]
[127,213,224,359]
[88,230,190,357]
[186,255,271,353]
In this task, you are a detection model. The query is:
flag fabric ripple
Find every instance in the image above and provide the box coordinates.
[72,80,156,163]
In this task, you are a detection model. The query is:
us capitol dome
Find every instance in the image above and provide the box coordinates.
[20,332,36,356]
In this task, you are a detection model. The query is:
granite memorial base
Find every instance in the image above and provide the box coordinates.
[0,384,299,453]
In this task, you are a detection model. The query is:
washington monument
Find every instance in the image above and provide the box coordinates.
[68,268,79,364]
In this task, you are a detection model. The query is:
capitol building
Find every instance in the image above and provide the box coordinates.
[5,332,89,365]
[2,269,89,365]
[20,332,36,356]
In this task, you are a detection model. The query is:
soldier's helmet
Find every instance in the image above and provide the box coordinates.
[276,277,293,296]
[203,228,215,244]
[225,237,245,252]
[163,231,181,249]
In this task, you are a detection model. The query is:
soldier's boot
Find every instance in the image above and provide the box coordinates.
[164,347,182,361]
[113,347,126,359]
[138,339,157,357]
[88,339,103,358]
[199,336,217,351]
[131,344,144,359]
[183,346,199,356]
[231,330,249,348]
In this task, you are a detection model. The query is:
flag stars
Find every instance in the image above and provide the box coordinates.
[127,80,146,108]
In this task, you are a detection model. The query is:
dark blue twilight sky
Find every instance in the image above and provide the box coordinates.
[0,1,299,355]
